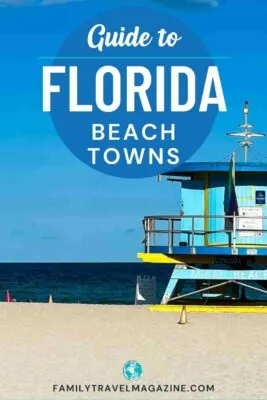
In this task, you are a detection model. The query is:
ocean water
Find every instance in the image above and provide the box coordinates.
[0,263,174,304]
[1,263,266,304]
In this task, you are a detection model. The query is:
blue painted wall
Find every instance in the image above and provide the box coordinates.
[181,180,204,246]
[208,174,267,246]
[181,173,267,247]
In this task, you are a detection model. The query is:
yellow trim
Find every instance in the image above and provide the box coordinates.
[208,242,226,246]
[237,186,254,201]
[149,305,267,313]
[137,252,214,264]
[138,252,267,265]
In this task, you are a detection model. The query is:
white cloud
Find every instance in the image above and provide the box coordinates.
[41,0,86,5]
[0,0,219,7]
[153,0,219,10]
[0,0,86,6]
[0,0,32,5]
[196,0,218,7]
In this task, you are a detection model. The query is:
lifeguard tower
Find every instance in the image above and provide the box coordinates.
[138,102,267,305]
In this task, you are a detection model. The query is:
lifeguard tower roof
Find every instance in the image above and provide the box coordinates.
[164,162,267,176]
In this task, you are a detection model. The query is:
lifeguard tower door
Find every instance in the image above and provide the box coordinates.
[208,175,267,246]
[181,180,205,247]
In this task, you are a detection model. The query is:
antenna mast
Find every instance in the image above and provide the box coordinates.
[226,101,265,162]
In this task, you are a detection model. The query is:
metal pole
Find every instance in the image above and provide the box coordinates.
[171,219,174,251]
[192,216,195,248]
[226,101,265,163]
[232,151,237,253]
[235,281,267,295]
[151,218,155,245]
[244,104,248,162]
[244,102,249,162]
[244,143,248,163]
[147,218,150,253]
[233,214,237,254]
[144,219,148,253]
[168,218,171,254]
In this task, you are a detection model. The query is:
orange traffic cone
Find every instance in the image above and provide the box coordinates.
[48,294,53,304]
[179,305,188,325]
[6,290,12,303]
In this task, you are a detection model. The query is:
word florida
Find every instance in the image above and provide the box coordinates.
[43,65,226,112]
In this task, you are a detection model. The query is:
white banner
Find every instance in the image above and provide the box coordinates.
[238,206,263,237]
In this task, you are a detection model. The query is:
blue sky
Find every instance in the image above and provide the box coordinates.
[0,0,267,261]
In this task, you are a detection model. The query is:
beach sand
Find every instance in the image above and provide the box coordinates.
[0,303,266,399]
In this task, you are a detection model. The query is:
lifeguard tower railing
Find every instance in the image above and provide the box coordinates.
[143,215,267,255]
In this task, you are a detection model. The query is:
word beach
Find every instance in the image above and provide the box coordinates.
[88,123,179,166]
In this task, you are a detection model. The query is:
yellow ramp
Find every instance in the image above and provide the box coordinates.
[137,252,214,264]
[149,305,267,313]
